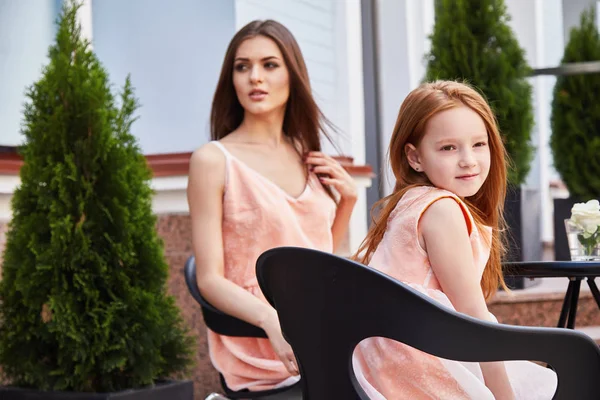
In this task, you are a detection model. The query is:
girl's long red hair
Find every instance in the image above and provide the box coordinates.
[354,81,509,299]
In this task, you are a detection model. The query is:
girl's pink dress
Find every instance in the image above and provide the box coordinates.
[352,186,557,399]
[207,141,336,391]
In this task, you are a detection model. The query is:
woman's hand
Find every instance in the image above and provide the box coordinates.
[305,152,357,202]
[260,311,299,376]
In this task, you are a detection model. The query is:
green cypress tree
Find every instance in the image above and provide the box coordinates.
[0,2,193,392]
[550,7,600,201]
[425,0,534,185]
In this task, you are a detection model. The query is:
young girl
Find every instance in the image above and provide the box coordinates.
[187,20,357,392]
[352,81,557,399]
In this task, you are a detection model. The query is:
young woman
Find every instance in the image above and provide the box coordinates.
[187,20,357,392]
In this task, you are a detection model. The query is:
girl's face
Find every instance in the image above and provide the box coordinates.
[405,105,491,198]
[232,35,290,118]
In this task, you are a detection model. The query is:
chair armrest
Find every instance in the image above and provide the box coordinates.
[184,256,268,338]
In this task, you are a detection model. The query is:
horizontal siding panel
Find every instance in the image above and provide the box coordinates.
[236,1,334,47]
[305,61,336,84]
[311,81,335,102]
[301,42,335,66]
[297,0,333,13]
[243,0,332,29]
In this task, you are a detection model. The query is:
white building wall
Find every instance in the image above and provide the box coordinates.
[0,1,58,147]
[374,0,435,195]
[92,0,236,155]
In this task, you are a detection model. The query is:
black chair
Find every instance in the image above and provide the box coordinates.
[183,256,302,400]
[256,247,600,400]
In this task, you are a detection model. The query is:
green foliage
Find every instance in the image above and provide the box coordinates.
[0,2,193,392]
[425,0,534,185]
[550,7,600,201]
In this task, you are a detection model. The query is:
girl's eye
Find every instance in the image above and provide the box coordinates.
[441,145,456,151]
[474,141,488,147]
[264,62,279,69]
[234,64,248,72]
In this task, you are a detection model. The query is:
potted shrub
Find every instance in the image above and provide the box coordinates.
[425,0,537,287]
[550,7,600,261]
[0,2,195,398]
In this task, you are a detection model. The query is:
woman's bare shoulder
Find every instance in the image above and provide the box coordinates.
[189,142,226,171]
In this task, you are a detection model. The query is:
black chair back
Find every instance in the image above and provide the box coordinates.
[256,247,600,400]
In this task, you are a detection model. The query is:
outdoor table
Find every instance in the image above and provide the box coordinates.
[504,261,600,329]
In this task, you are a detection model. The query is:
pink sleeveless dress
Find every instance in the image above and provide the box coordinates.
[352,186,557,399]
[206,141,336,391]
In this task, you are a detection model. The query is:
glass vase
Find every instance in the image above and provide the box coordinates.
[564,219,600,261]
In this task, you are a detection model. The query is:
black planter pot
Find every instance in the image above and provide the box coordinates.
[0,380,193,400]
[503,185,542,290]
[553,197,578,261]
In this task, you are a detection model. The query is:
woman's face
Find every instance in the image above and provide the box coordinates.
[233,35,290,118]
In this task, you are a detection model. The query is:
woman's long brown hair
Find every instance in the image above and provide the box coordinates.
[354,81,509,299]
[210,20,334,158]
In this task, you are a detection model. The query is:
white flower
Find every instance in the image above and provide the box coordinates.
[571,200,600,237]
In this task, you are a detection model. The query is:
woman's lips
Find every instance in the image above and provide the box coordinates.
[249,90,267,101]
